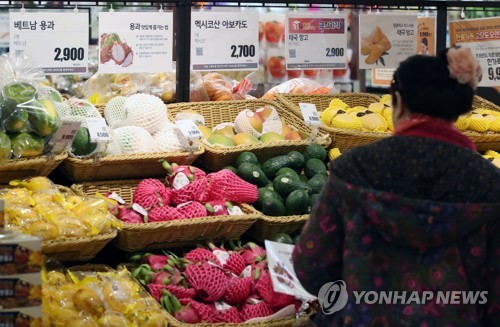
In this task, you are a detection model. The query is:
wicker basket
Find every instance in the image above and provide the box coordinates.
[0,152,68,184]
[59,146,204,182]
[164,310,310,327]
[42,231,117,262]
[276,93,390,152]
[246,214,309,242]
[466,96,500,151]
[167,100,332,171]
[71,179,260,251]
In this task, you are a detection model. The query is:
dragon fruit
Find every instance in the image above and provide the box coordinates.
[205,169,258,203]
[160,160,206,187]
[170,178,208,206]
[223,251,246,275]
[240,301,274,321]
[204,200,233,216]
[223,276,252,306]
[238,242,267,265]
[185,248,220,265]
[214,305,242,323]
[133,179,170,209]
[179,298,216,323]
[112,205,144,223]
[148,206,182,222]
[100,32,134,67]
[256,271,296,309]
[146,254,170,271]
[185,262,228,303]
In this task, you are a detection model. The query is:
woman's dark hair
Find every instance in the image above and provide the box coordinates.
[390,48,474,121]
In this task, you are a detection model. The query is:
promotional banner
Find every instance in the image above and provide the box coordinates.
[98,11,173,73]
[285,13,348,70]
[191,11,259,71]
[371,15,430,86]
[359,13,418,69]
[449,17,500,87]
[9,11,89,74]
[417,17,436,56]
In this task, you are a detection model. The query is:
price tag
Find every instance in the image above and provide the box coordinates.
[242,265,252,278]
[213,250,230,265]
[50,120,82,153]
[86,117,111,143]
[191,11,259,71]
[108,192,125,205]
[285,13,348,70]
[9,11,89,74]
[299,103,321,127]
[99,12,173,73]
[215,301,233,311]
[359,14,418,69]
[172,173,190,190]
[449,17,500,87]
[132,203,148,216]
[264,240,317,301]
[175,119,202,141]
[227,205,244,216]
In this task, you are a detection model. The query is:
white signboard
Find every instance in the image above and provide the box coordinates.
[9,11,89,74]
[191,11,259,71]
[286,13,348,70]
[98,11,173,73]
[359,13,418,69]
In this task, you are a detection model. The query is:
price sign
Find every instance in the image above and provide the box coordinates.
[132,203,148,217]
[359,14,417,69]
[450,17,500,87]
[175,119,202,140]
[99,12,173,73]
[299,103,321,127]
[264,240,317,301]
[227,205,244,216]
[86,117,111,143]
[285,13,347,70]
[50,120,82,153]
[191,11,259,71]
[9,11,89,74]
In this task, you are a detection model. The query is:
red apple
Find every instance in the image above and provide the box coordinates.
[287,69,302,79]
[265,21,284,44]
[268,56,286,79]
[304,70,319,78]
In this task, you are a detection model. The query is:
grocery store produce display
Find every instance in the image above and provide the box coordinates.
[130,242,310,325]
[43,266,169,326]
[0,177,121,261]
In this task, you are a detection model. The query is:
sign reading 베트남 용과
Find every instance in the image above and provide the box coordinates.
[9,11,89,74]
[449,17,500,87]
[359,13,418,70]
[285,13,348,70]
[99,11,173,73]
[191,11,259,71]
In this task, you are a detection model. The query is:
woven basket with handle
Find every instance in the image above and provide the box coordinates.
[276,93,389,152]
[71,179,260,251]
[167,99,331,171]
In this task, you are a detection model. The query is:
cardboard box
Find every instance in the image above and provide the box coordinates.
[0,233,41,276]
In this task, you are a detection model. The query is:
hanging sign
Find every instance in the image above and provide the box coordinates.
[98,11,173,73]
[9,10,89,74]
[449,17,500,87]
[191,11,259,71]
[285,13,347,70]
[359,13,417,69]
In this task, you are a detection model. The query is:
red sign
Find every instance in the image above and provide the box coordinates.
[288,18,345,34]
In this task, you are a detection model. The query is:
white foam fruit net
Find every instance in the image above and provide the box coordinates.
[122,93,169,134]
[153,123,185,152]
[112,126,157,154]
[104,95,127,128]
[106,131,123,155]
[67,98,101,118]
[54,101,71,119]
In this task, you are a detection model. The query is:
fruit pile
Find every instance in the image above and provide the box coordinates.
[320,95,393,132]
[225,143,328,216]
[175,105,309,149]
[109,162,257,223]
[455,108,500,133]
[483,150,500,168]
[43,268,168,326]
[131,242,300,324]
[0,82,61,161]
[0,177,122,240]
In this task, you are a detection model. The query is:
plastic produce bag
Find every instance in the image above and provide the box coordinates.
[202,71,257,101]
[0,52,63,159]
[261,77,336,100]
